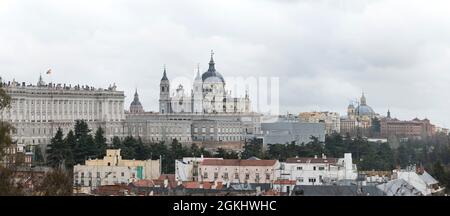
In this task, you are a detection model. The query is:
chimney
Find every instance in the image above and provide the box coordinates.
[314,155,318,159]
[322,153,326,159]
[164,178,169,188]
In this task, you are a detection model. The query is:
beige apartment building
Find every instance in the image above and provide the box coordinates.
[73,149,160,194]
[299,111,340,134]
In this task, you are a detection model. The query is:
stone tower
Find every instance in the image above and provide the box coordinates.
[159,67,171,114]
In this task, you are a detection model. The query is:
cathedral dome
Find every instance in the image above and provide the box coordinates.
[355,93,375,116]
[202,51,225,83]
[202,70,225,83]
[130,89,144,113]
[356,105,375,116]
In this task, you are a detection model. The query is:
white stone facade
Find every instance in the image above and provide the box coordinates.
[0,78,125,147]
[280,153,358,185]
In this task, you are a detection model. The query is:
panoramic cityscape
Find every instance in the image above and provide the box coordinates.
[1,0,450,202]
[0,53,448,196]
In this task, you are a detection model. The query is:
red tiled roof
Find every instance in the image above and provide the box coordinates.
[131,179,155,187]
[182,181,224,190]
[285,157,338,164]
[201,159,277,166]
[183,181,200,189]
[273,179,296,185]
[156,174,177,189]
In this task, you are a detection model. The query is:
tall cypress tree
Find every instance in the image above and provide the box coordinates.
[73,120,97,164]
[46,128,72,169]
[64,130,76,167]
[94,127,107,158]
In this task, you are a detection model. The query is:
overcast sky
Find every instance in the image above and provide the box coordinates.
[1,0,450,127]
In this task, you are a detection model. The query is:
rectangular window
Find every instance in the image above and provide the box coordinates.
[319,167,325,171]
[266,173,271,180]
[245,173,250,180]
[214,172,218,179]
[297,166,303,170]
[235,173,239,179]
[204,172,208,179]
[121,172,124,177]
[224,172,228,179]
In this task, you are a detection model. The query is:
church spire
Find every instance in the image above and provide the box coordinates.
[161,65,168,81]
[387,109,391,118]
[360,91,367,105]
[208,50,216,72]
[195,63,201,80]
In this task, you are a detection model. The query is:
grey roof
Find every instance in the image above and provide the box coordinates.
[130,90,142,106]
[161,68,168,81]
[356,105,375,116]
[419,171,439,185]
[202,55,225,83]
[292,185,385,196]
[377,179,423,196]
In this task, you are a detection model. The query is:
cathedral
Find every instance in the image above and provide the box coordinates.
[340,92,380,136]
[159,52,251,114]
[124,52,261,150]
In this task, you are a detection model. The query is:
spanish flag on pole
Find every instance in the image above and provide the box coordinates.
[46,69,52,74]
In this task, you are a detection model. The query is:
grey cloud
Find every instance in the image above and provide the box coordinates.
[1,0,450,127]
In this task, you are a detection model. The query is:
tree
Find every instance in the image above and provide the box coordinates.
[33,145,45,165]
[36,169,72,196]
[94,127,107,158]
[371,117,381,136]
[0,82,21,195]
[72,120,96,164]
[120,136,138,159]
[0,82,13,159]
[215,148,239,159]
[241,138,264,159]
[0,122,14,159]
[64,130,76,166]
[46,128,72,169]
[0,167,23,196]
[112,136,121,149]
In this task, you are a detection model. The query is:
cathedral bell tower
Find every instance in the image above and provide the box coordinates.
[159,66,171,114]
[192,64,203,113]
